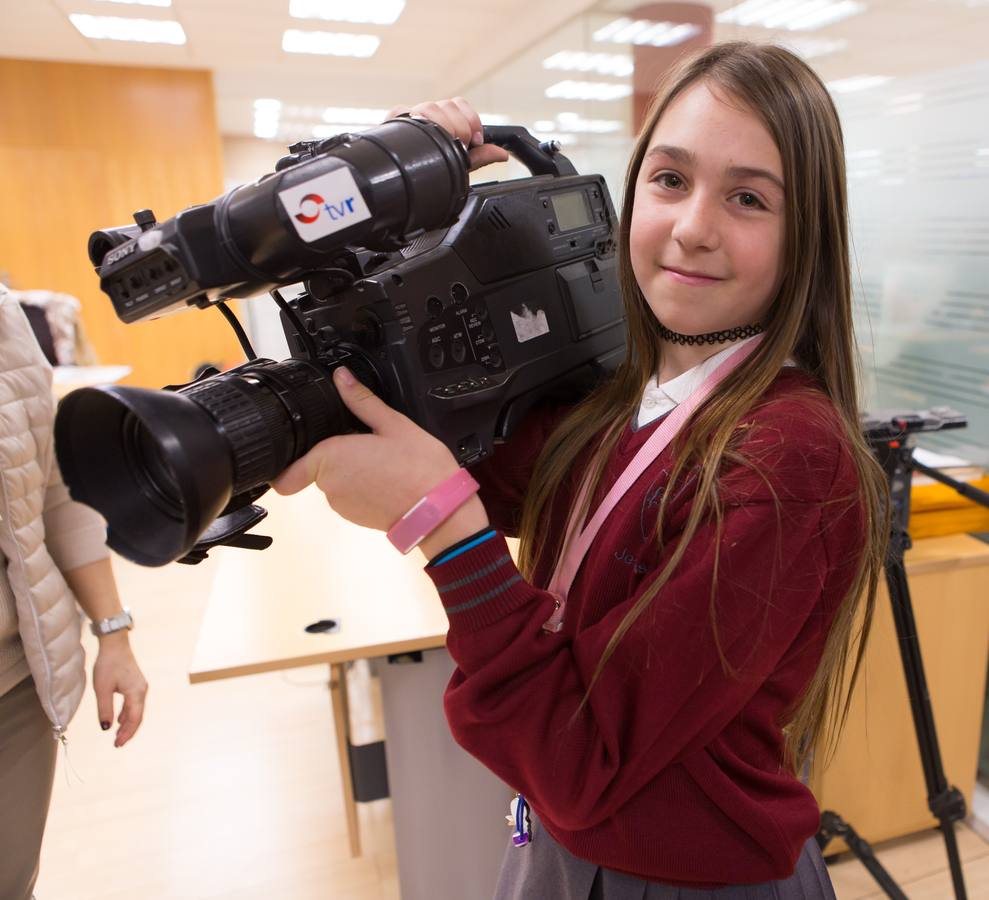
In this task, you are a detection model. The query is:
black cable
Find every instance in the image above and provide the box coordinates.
[216,301,257,360]
[271,289,319,360]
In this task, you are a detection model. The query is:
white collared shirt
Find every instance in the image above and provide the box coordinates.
[635,335,794,430]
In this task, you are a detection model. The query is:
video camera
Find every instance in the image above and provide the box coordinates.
[54,117,626,567]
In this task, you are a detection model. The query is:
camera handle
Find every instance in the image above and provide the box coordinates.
[481,126,577,178]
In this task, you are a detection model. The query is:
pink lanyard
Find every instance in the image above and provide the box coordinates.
[542,337,763,633]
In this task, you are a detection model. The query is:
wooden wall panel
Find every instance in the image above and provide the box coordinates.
[0,58,243,387]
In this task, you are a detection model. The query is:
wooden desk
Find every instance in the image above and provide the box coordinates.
[51,364,131,399]
[189,485,451,683]
[190,486,513,863]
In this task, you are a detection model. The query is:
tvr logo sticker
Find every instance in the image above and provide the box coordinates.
[279,168,371,242]
[294,193,359,225]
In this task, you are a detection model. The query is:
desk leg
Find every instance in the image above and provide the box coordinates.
[329,662,361,858]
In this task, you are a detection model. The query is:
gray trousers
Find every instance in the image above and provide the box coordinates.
[494,814,836,900]
[0,676,58,900]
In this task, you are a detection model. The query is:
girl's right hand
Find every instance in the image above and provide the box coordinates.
[386,97,511,170]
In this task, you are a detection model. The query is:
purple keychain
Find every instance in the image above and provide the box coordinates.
[506,793,532,847]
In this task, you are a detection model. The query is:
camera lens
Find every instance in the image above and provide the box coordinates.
[123,414,184,518]
[179,359,351,495]
[54,356,366,566]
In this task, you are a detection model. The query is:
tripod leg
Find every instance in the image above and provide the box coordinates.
[818,811,909,900]
[886,551,969,900]
[940,819,969,900]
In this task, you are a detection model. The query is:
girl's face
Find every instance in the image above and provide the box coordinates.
[629,81,786,338]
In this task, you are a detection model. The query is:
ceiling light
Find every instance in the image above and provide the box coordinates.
[555,112,624,133]
[717,0,866,31]
[253,99,282,139]
[322,106,388,123]
[543,51,634,78]
[545,80,632,102]
[826,75,891,93]
[97,0,171,6]
[312,123,374,137]
[478,113,511,126]
[778,36,848,58]
[282,29,379,57]
[289,0,405,26]
[592,18,700,47]
[69,14,186,44]
[533,115,623,135]
[254,121,279,139]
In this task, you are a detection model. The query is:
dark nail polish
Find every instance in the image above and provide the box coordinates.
[101,721,111,731]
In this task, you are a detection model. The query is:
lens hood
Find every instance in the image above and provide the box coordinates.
[54,385,235,566]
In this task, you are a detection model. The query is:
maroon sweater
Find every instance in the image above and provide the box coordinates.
[424,368,867,887]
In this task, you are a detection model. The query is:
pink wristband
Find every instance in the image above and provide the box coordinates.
[386,469,480,554]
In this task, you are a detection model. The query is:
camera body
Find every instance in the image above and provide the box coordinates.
[55,122,627,565]
[282,171,624,465]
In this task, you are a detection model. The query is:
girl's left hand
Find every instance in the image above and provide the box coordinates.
[272,367,462,531]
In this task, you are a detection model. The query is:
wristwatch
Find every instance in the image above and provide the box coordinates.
[90,608,134,637]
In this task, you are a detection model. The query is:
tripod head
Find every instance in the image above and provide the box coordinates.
[861,406,969,547]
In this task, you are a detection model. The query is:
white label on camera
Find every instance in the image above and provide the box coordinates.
[510,302,550,343]
[278,167,371,243]
[137,230,163,251]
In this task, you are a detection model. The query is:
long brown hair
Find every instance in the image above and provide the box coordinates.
[516,42,889,774]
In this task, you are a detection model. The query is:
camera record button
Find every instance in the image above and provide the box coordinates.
[428,344,445,369]
[432,385,457,397]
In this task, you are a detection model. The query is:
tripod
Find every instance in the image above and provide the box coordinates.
[816,408,989,900]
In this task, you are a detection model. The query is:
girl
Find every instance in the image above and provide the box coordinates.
[275,42,888,899]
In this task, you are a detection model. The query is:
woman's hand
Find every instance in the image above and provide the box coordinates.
[273,367,489,557]
[92,634,148,748]
[387,97,510,170]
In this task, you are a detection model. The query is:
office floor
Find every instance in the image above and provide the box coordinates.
[33,555,989,899]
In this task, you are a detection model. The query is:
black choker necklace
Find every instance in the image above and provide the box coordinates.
[657,322,764,346]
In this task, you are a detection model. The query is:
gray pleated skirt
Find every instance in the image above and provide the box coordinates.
[492,815,836,900]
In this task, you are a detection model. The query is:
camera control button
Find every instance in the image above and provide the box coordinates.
[426,296,444,318]
[428,344,445,369]
[450,339,467,364]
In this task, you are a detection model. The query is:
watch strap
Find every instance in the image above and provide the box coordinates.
[90,608,134,637]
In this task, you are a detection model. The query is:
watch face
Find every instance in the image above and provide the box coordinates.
[94,610,133,635]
